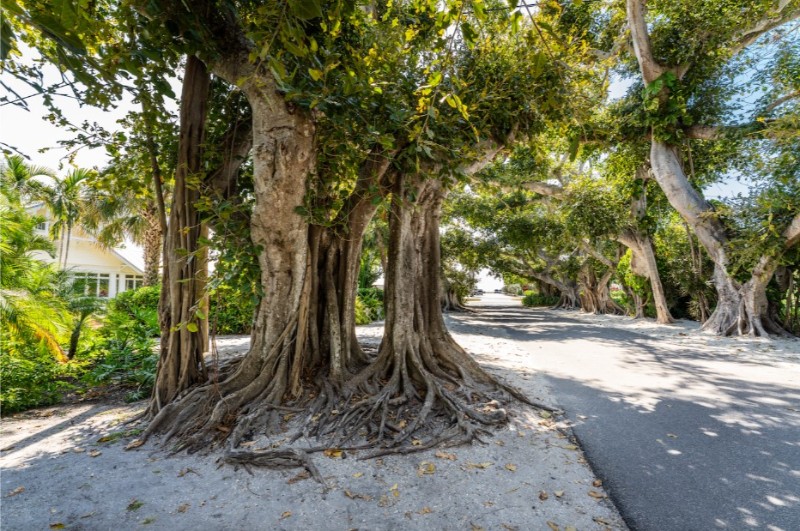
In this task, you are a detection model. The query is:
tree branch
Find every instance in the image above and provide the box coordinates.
[522,181,565,198]
[732,1,800,56]
[626,0,666,84]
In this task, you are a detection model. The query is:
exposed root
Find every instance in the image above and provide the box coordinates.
[222,448,324,485]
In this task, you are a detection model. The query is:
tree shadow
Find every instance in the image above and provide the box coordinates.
[456,303,800,531]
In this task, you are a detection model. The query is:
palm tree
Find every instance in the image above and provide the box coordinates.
[0,181,69,362]
[0,155,55,203]
[38,168,95,268]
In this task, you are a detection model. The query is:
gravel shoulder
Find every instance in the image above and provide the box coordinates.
[1,312,625,531]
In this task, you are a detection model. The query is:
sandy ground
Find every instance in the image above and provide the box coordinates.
[1,317,625,531]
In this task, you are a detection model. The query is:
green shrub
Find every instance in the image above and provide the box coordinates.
[0,334,73,413]
[355,287,384,325]
[522,290,559,307]
[108,285,160,337]
[83,286,159,401]
[210,287,256,335]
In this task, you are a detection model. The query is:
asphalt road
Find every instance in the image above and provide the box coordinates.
[459,295,800,531]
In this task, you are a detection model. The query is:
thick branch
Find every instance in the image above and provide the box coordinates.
[626,0,666,84]
[523,181,565,198]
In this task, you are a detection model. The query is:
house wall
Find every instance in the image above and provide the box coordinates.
[29,205,144,298]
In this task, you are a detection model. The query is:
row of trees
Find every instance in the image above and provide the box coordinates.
[3,0,798,458]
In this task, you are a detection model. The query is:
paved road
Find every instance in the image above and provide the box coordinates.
[458,295,800,531]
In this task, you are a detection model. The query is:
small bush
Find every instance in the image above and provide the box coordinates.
[522,291,559,307]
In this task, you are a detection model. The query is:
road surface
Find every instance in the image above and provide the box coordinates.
[454,295,800,531]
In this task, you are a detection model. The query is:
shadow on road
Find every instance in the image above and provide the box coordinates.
[451,302,800,531]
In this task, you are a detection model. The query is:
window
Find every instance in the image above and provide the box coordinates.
[71,272,111,298]
[35,221,48,232]
[125,275,144,291]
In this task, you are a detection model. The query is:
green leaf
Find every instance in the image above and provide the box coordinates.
[186,322,198,333]
[308,68,324,81]
[288,0,323,20]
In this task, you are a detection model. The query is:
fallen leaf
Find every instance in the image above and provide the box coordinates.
[483,501,494,507]
[177,504,190,513]
[434,450,457,461]
[417,461,436,476]
[667,433,677,438]
[554,490,565,498]
[588,490,606,499]
[504,463,517,472]
[465,462,493,470]
[592,479,603,487]
[127,499,144,511]
[593,517,612,525]
[563,444,579,451]
[540,411,552,419]
[411,439,423,446]
[88,450,102,458]
[6,486,25,497]
[125,439,145,450]
[142,517,156,525]
[390,484,400,498]
[495,440,505,447]
[343,490,373,501]
[215,426,230,434]
[96,436,114,443]
[280,511,292,520]
[177,468,200,478]
[565,527,577,531]
[72,447,86,453]
[418,507,432,514]
[397,420,408,429]
[546,522,559,531]
[352,472,364,478]
[287,470,310,484]
[323,448,343,458]
[49,523,65,529]
[378,495,390,507]
[539,490,549,501]
[283,413,295,422]
[471,524,485,531]
[501,525,519,531]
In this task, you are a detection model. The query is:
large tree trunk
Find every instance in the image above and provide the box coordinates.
[304,168,389,386]
[578,267,624,315]
[619,230,674,324]
[142,204,162,286]
[144,58,317,449]
[147,56,211,416]
[528,272,579,310]
[626,0,797,336]
[331,176,537,455]
[650,141,786,335]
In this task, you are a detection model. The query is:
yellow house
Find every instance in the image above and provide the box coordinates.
[27,203,145,298]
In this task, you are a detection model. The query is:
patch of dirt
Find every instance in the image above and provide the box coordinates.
[1,320,626,531]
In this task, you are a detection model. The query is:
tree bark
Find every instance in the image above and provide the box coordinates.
[148,55,211,416]
[618,230,674,324]
[330,175,534,453]
[142,204,162,286]
[144,55,317,448]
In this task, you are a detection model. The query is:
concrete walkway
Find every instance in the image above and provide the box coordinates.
[455,295,800,531]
